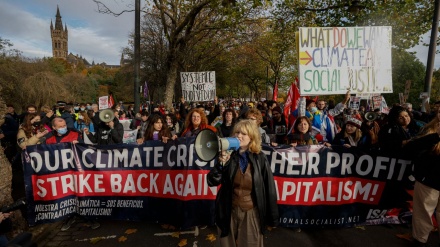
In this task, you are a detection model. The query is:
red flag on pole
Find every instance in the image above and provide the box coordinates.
[273,81,278,101]
[284,78,300,129]
[108,94,115,108]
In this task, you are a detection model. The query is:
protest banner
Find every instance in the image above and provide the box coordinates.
[298,26,393,95]
[181,71,216,102]
[98,96,109,110]
[23,139,414,229]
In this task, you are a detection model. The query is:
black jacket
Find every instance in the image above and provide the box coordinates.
[207,151,279,237]
[87,118,124,145]
[403,133,440,190]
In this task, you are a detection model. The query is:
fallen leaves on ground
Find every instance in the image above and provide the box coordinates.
[267,226,273,231]
[125,229,138,235]
[171,232,180,238]
[396,232,412,241]
[206,234,216,242]
[118,236,128,242]
[89,237,103,244]
[178,239,187,246]
[161,224,176,230]
[355,226,366,230]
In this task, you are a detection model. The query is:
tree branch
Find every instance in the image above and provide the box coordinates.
[93,0,136,17]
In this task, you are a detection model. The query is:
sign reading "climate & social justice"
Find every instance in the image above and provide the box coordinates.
[181,71,216,102]
[298,26,392,95]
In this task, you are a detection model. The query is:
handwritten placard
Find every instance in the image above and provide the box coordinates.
[181,71,216,102]
[298,26,393,95]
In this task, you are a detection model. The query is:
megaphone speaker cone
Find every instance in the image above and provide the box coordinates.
[195,129,219,162]
[99,109,115,123]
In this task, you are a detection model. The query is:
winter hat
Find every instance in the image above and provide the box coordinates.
[272,106,282,114]
[345,115,362,129]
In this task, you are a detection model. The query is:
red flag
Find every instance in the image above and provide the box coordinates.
[273,81,278,101]
[108,94,115,108]
[284,78,300,129]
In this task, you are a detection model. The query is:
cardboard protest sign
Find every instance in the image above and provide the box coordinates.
[349,96,361,110]
[99,96,109,110]
[181,71,216,102]
[298,26,392,95]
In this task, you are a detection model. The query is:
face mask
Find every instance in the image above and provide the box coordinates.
[205,110,210,116]
[32,121,41,127]
[80,108,85,111]
[86,106,92,110]
[74,107,79,110]
[78,115,84,120]
[57,127,68,135]
[310,107,318,113]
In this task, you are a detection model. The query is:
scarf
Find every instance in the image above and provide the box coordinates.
[239,151,249,173]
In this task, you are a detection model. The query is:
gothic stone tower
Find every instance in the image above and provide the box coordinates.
[50,5,68,59]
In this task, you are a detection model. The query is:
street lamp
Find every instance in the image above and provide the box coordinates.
[424,0,440,106]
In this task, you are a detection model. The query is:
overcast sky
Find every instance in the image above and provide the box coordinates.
[0,0,439,68]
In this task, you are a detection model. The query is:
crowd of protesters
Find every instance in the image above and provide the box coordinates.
[1,93,440,247]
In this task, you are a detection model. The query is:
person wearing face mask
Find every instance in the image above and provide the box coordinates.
[73,103,81,113]
[74,111,95,133]
[45,117,83,144]
[44,117,99,231]
[17,113,50,149]
[79,103,87,112]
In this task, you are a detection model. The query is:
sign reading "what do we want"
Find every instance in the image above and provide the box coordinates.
[298,26,392,95]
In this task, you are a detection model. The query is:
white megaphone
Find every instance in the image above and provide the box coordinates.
[194,129,240,162]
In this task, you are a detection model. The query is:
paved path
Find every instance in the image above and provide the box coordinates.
[32,219,440,247]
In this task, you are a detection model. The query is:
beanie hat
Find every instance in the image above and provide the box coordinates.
[272,106,282,114]
[345,115,362,129]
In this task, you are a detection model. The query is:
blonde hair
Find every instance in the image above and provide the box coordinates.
[41,105,51,113]
[232,119,262,153]
[343,126,363,143]
[419,111,440,155]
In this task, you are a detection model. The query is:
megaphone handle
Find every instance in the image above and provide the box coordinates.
[219,150,231,166]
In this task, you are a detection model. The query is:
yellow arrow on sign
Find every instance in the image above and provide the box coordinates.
[299,51,313,65]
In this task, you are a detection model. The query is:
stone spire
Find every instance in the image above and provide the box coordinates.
[55,5,63,30]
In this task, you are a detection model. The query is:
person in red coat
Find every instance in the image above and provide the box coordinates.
[45,117,83,144]
[181,108,217,137]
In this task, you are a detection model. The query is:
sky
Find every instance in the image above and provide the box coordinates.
[0,0,139,65]
[0,0,439,68]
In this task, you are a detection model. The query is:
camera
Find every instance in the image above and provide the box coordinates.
[1,198,26,213]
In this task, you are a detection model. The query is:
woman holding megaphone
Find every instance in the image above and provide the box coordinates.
[207,119,279,247]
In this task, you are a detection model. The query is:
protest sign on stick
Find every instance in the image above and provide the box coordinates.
[298,26,393,95]
[181,71,216,102]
